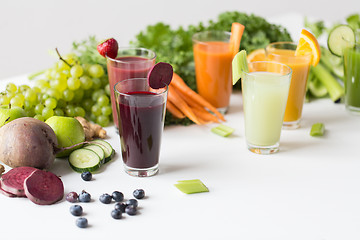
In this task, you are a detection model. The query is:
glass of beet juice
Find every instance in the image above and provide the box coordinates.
[106,48,156,129]
[114,78,168,177]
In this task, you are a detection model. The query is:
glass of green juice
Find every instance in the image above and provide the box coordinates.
[343,44,360,115]
[242,61,292,154]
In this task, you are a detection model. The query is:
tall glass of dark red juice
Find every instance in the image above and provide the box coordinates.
[106,48,156,129]
[114,78,168,177]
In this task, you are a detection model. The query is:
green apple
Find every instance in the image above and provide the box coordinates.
[0,105,26,127]
[45,116,85,158]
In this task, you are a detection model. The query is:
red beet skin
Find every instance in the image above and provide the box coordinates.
[0,167,37,197]
[0,181,17,197]
[24,170,64,205]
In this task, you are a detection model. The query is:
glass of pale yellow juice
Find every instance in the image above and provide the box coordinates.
[266,42,312,129]
[242,61,292,154]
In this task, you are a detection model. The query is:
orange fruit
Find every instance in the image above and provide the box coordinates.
[295,29,321,66]
[247,48,266,62]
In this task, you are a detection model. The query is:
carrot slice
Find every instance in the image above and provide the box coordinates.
[166,100,185,119]
[171,73,226,122]
[168,85,202,125]
[229,22,245,57]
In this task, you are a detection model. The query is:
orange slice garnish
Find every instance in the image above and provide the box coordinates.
[247,48,266,62]
[295,29,321,66]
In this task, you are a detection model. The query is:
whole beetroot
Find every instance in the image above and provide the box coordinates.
[0,117,58,169]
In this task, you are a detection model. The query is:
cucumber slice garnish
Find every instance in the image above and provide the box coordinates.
[84,144,105,164]
[232,50,249,85]
[69,148,102,173]
[327,25,356,57]
[90,139,115,163]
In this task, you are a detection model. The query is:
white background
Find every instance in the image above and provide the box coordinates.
[0,0,359,79]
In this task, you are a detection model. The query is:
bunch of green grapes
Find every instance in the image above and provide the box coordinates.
[0,53,112,127]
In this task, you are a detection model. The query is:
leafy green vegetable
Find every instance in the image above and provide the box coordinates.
[304,17,326,38]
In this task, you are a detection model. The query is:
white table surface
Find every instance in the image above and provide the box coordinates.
[0,74,359,240]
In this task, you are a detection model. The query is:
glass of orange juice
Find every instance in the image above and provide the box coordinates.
[266,42,312,129]
[192,31,233,114]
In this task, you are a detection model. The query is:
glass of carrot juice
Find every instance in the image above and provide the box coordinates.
[266,42,312,129]
[192,31,233,114]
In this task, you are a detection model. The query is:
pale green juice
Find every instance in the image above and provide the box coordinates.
[242,72,290,147]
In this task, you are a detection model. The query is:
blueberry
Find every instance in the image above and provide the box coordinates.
[78,190,91,202]
[114,202,127,213]
[126,199,138,208]
[111,209,122,219]
[125,205,137,216]
[70,205,83,216]
[76,217,88,228]
[112,191,124,202]
[133,189,145,199]
[99,193,112,204]
[81,171,92,181]
[66,192,78,203]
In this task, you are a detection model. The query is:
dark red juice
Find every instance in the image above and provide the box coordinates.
[107,56,155,128]
[118,91,166,169]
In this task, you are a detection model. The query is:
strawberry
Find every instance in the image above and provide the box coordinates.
[97,38,118,59]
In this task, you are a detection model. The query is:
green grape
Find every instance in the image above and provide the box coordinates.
[42,94,50,102]
[92,89,105,102]
[50,78,67,92]
[57,61,70,71]
[42,107,54,120]
[83,89,92,99]
[79,75,93,90]
[82,99,94,112]
[19,85,30,92]
[105,84,111,96]
[44,69,52,79]
[10,96,24,108]
[70,65,83,78]
[65,105,76,117]
[71,88,84,103]
[32,86,41,94]
[88,64,104,78]
[16,93,25,103]
[62,89,74,102]
[82,63,90,75]
[23,100,35,110]
[6,83,17,93]
[7,92,15,99]
[101,106,112,116]
[24,89,37,103]
[89,113,97,122]
[64,53,78,65]
[91,78,102,90]
[34,114,45,122]
[0,95,10,105]
[97,115,110,127]
[100,76,108,87]
[67,77,81,90]
[97,95,109,107]
[24,108,35,117]
[53,108,65,116]
[74,106,86,117]
[45,97,57,109]
[57,99,67,109]
[50,69,58,79]
[35,79,50,89]
[46,89,61,100]
[91,104,102,116]
[35,104,45,115]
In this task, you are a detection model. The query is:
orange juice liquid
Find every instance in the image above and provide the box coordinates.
[193,41,233,109]
[267,49,311,123]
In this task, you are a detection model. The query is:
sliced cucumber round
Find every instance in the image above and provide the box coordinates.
[84,144,105,164]
[90,139,115,163]
[69,148,101,173]
[327,25,356,57]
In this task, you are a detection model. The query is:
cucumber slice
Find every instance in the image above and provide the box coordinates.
[84,144,105,164]
[327,25,356,57]
[69,148,101,173]
[90,140,115,163]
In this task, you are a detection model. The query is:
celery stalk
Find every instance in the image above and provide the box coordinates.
[310,123,325,137]
[311,63,344,102]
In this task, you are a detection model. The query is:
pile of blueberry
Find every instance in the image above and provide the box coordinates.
[66,188,146,228]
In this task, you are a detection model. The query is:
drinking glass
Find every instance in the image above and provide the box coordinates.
[114,78,168,177]
[242,61,292,154]
[343,44,360,114]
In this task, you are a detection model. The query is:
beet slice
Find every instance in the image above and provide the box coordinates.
[0,181,17,197]
[147,62,173,89]
[24,170,64,205]
[0,166,37,197]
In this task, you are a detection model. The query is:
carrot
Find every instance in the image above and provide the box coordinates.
[166,100,185,119]
[229,22,245,57]
[168,84,202,125]
[171,73,226,122]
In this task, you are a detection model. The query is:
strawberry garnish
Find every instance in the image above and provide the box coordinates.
[97,38,118,59]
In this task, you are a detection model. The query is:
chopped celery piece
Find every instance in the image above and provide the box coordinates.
[310,123,325,137]
[174,179,209,194]
[232,50,248,85]
[211,124,235,137]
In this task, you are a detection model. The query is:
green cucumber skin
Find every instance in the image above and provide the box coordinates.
[69,149,101,173]
[328,25,355,57]
[90,140,115,164]
[84,144,105,165]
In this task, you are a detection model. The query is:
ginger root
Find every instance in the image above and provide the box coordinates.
[75,116,107,141]
[0,164,4,176]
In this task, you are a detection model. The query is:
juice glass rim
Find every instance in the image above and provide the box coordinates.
[192,30,231,45]
[244,61,293,79]
[113,77,168,98]
[265,41,312,60]
[106,47,156,64]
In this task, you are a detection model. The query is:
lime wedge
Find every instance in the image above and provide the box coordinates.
[232,50,249,85]
[327,25,356,57]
